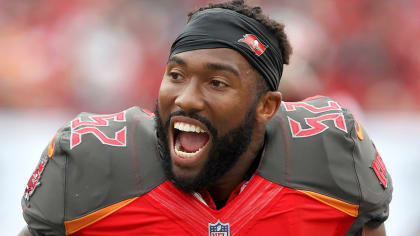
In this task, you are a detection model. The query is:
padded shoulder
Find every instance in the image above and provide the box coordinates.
[259,96,392,231]
[22,107,165,234]
[22,127,68,235]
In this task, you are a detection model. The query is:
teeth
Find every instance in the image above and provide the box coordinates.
[174,122,206,133]
[195,126,201,133]
[175,139,202,158]
[175,147,202,158]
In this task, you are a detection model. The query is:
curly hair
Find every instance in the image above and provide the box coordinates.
[187,0,292,95]
[188,0,292,65]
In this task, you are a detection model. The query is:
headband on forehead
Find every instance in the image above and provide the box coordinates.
[170,8,284,91]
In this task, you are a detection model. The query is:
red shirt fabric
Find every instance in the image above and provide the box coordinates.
[72,175,355,236]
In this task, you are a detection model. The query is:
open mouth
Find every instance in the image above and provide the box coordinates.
[172,121,210,159]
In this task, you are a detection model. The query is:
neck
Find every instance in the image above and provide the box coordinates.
[207,125,265,202]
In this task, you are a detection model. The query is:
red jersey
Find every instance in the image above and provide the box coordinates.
[22,96,392,236]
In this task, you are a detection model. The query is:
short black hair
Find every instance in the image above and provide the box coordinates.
[188,0,292,97]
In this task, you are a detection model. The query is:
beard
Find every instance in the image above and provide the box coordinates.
[154,102,257,193]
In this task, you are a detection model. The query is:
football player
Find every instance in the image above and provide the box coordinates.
[20,1,392,235]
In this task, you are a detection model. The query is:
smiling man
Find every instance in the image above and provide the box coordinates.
[20,1,392,236]
[156,48,270,198]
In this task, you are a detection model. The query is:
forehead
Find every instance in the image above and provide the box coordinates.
[168,48,254,73]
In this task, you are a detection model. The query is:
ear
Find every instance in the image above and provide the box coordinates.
[256,91,282,124]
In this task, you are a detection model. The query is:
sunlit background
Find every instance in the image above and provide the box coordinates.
[1,0,419,235]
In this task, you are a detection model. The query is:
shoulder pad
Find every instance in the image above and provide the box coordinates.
[22,107,165,234]
[259,96,392,228]
[64,107,165,219]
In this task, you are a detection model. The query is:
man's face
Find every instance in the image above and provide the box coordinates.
[156,48,260,192]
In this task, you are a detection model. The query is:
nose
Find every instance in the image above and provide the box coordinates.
[174,80,205,113]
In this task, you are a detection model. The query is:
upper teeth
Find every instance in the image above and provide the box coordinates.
[174,122,206,133]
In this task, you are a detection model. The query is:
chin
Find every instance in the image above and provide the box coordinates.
[167,161,209,193]
[170,158,204,181]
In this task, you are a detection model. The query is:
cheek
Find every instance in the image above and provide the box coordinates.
[157,79,175,120]
[208,93,251,132]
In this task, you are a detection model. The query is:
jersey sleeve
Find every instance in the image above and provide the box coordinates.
[21,107,165,236]
[260,96,393,236]
[21,125,69,236]
[346,113,393,233]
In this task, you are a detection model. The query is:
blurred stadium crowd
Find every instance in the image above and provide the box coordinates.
[1,0,419,113]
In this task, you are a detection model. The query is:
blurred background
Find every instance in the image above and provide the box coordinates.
[1,0,419,235]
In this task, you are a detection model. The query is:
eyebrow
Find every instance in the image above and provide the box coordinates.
[168,55,240,77]
[167,56,186,66]
[207,63,239,77]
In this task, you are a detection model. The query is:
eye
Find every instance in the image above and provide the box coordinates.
[169,71,183,81]
[210,79,228,88]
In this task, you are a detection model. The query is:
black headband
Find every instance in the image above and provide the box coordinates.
[170,8,284,91]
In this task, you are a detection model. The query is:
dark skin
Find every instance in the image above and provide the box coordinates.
[19,48,386,235]
[158,48,279,201]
